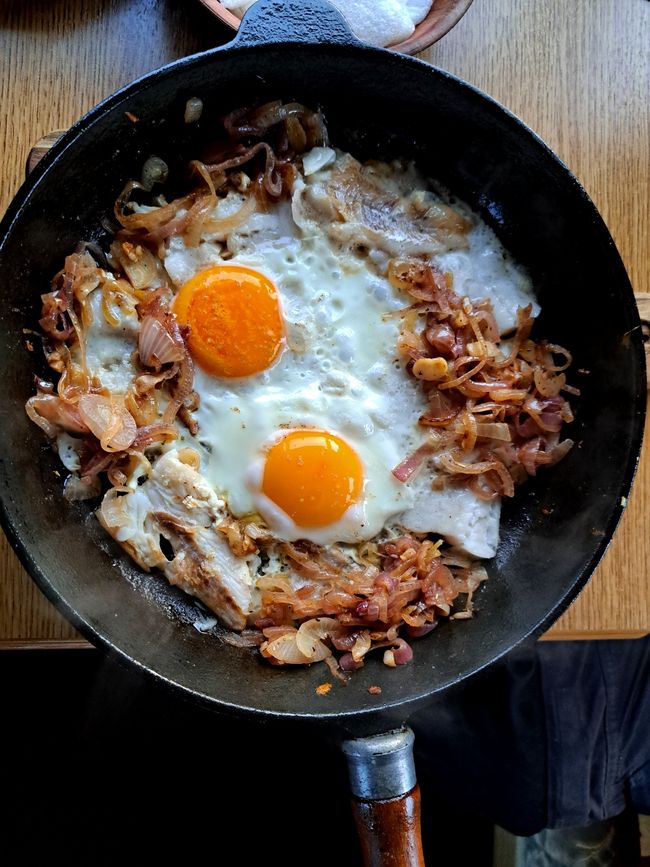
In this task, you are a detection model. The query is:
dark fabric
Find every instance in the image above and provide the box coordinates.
[412,635,650,836]
[411,639,548,836]
[538,636,650,828]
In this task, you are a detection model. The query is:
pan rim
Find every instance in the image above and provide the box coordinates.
[0,37,646,722]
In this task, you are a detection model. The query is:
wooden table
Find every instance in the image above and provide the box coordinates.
[0,0,648,646]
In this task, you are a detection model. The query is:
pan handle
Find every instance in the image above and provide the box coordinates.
[342,728,425,867]
[233,0,360,48]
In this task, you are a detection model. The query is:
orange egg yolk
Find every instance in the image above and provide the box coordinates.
[173,265,284,378]
[262,431,364,528]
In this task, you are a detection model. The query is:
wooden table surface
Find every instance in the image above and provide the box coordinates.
[0,0,648,646]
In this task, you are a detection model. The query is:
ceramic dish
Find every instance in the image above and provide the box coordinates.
[198,0,474,54]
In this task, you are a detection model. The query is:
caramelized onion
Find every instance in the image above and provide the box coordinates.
[261,631,311,665]
[201,193,256,237]
[138,316,185,367]
[438,357,486,389]
[534,367,566,397]
[438,452,515,497]
[129,424,178,450]
[425,322,456,356]
[25,395,89,438]
[114,185,190,238]
[222,101,326,150]
[406,622,437,639]
[390,639,413,666]
[39,290,73,341]
[475,422,511,441]
[339,653,364,672]
[112,241,161,290]
[542,343,573,372]
[295,617,336,661]
[392,441,436,482]
[78,394,137,452]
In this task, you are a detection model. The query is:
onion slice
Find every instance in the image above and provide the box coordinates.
[295,617,336,661]
[475,422,512,441]
[78,394,137,452]
[138,316,185,367]
[261,631,312,665]
[392,441,437,482]
[25,395,89,438]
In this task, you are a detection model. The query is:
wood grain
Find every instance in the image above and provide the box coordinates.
[638,293,650,385]
[0,0,648,645]
[352,786,425,867]
[422,0,650,640]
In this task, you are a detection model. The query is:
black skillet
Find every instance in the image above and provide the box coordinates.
[0,1,645,862]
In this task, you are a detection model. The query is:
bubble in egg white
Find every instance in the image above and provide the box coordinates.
[156,175,539,555]
[163,199,426,544]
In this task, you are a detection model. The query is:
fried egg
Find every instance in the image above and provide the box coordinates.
[148,151,535,557]
[84,149,538,559]
[164,202,423,546]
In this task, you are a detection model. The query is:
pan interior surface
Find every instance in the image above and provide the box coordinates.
[0,42,644,722]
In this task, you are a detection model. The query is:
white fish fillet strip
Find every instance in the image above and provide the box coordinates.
[98,451,253,630]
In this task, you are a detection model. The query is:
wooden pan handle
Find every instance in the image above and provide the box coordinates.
[352,785,425,867]
[342,728,425,867]
[26,130,66,176]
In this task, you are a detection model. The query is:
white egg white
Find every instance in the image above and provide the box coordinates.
[85,149,538,558]
[166,207,425,545]
[83,281,139,392]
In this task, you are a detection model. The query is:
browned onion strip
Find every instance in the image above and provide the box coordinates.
[201,194,256,236]
[115,180,187,232]
[523,398,564,432]
[488,388,529,403]
[25,395,89,438]
[129,424,178,450]
[472,308,499,343]
[222,101,327,149]
[137,297,195,427]
[39,290,74,341]
[438,452,515,497]
[392,441,437,482]
[204,141,285,198]
[110,243,161,292]
[459,408,478,451]
[468,473,502,502]
[181,161,219,248]
[541,343,573,372]
[475,422,511,441]
[489,305,534,370]
[534,367,566,397]
[78,394,137,453]
[438,357,486,389]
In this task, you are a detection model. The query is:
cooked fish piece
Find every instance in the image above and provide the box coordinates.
[98,450,253,630]
[292,152,471,258]
[399,473,501,559]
